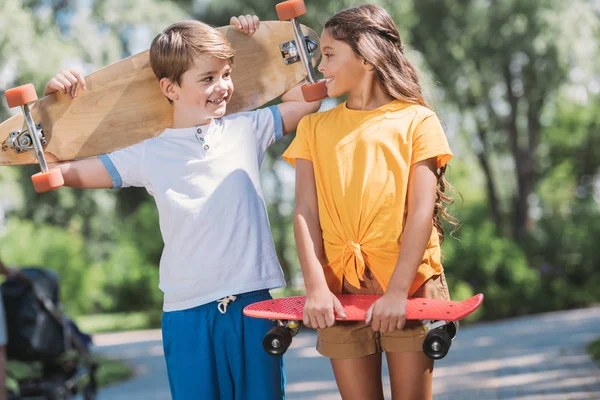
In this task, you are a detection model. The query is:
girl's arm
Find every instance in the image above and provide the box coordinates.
[366,157,438,333]
[295,159,346,329]
[230,14,321,134]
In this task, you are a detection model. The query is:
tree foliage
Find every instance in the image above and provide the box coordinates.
[0,0,598,319]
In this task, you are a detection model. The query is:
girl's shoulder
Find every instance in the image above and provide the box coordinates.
[388,102,436,120]
[309,102,345,120]
[298,102,345,129]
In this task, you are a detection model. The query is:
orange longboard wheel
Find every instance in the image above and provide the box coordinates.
[301,80,328,102]
[5,83,38,108]
[31,168,64,193]
[276,0,307,21]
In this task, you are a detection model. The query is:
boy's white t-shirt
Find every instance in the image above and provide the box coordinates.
[99,106,286,312]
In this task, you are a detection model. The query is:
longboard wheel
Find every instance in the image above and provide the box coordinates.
[301,80,328,102]
[276,0,307,21]
[5,83,38,108]
[31,168,64,193]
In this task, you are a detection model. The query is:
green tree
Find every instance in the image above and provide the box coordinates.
[406,0,598,243]
[0,0,187,312]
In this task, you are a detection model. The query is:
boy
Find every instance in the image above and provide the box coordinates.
[44,15,321,399]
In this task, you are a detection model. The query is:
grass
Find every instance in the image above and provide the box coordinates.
[7,355,133,393]
[271,286,306,298]
[76,310,162,334]
[588,337,600,365]
[95,356,134,387]
[76,287,306,335]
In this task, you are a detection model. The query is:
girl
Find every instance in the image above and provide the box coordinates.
[282,4,457,400]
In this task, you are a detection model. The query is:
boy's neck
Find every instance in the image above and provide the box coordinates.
[171,107,213,129]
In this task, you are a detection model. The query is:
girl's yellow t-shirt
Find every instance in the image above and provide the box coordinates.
[282,100,453,296]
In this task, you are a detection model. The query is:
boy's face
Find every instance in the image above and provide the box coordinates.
[318,30,367,98]
[174,56,234,121]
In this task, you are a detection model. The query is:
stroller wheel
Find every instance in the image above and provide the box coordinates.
[82,362,99,400]
[83,384,97,400]
[6,390,20,400]
[45,385,70,400]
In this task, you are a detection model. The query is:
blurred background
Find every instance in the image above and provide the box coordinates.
[0,0,599,397]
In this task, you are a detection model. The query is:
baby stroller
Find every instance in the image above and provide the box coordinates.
[1,263,98,400]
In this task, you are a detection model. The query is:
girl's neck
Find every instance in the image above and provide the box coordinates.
[346,75,395,111]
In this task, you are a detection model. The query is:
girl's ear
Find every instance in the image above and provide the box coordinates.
[160,78,179,102]
[363,59,375,72]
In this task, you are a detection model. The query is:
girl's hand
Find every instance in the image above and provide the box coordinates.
[43,69,86,98]
[366,292,407,333]
[230,15,260,35]
[303,288,347,329]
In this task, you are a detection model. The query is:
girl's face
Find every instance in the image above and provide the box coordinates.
[318,30,368,98]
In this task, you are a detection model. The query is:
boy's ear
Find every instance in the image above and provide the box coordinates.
[159,77,179,102]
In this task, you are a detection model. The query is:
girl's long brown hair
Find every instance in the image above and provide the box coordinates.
[325,5,459,243]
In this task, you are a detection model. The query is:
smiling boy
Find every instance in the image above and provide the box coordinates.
[43,16,321,400]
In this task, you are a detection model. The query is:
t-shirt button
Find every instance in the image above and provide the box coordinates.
[199,137,205,142]
[203,144,210,150]
[197,128,202,134]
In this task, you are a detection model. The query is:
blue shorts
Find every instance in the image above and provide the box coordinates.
[162,290,285,400]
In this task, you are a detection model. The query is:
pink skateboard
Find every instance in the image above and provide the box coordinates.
[244,294,484,359]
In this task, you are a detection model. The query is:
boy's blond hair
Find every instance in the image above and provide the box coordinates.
[149,20,234,87]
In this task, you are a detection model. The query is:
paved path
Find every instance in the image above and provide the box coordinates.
[92,306,600,399]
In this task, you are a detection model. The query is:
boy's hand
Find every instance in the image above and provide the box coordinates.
[43,69,86,98]
[230,15,260,35]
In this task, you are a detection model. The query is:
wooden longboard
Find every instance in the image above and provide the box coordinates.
[243,294,484,322]
[0,21,320,166]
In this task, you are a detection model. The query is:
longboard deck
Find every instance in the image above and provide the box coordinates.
[0,21,320,165]
[243,293,484,321]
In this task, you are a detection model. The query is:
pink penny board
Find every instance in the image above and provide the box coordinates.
[243,294,484,321]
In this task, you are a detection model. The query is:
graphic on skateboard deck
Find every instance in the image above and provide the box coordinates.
[1,0,326,193]
[244,294,484,360]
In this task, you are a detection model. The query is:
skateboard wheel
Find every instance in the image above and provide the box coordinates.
[444,321,458,340]
[263,325,292,356]
[276,0,307,21]
[31,168,64,193]
[423,329,451,360]
[301,80,328,102]
[5,83,38,108]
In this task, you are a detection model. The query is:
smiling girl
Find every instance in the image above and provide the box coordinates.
[283,5,457,399]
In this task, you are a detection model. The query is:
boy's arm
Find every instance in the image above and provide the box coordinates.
[51,158,113,189]
[278,83,321,135]
[43,69,86,98]
[42,69,111,189]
